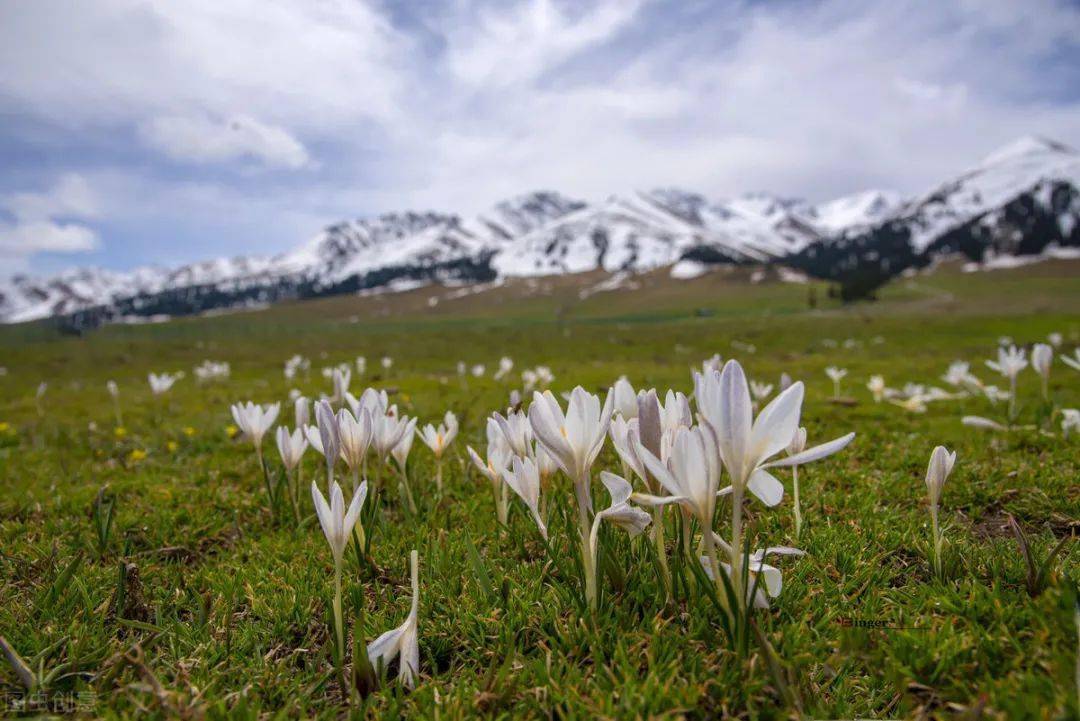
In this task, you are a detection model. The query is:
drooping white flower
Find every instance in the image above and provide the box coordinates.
[230,401,280,450]
[367,550,420,689]
[276,426,308,470]
[612,377,638,419]
[311,479,368,565]
[962,415,1009,432]
[148,372,180,395]
[700,541,805,609]
[590,472,651,564]
[501,456,547,539]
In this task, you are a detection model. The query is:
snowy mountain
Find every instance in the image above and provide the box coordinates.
[2,136,1077,326]
[789,135,1080,299]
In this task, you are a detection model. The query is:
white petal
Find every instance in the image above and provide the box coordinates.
[749,382,804,465]
[764,432,855,468]
[747,468,784,506]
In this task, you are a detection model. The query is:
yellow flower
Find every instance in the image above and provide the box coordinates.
[127,448,147,463]
[0,421,10,433]
[166,440,179,453]
[226,424,239,439]
[114,426,127,438]
[182,426,196,437]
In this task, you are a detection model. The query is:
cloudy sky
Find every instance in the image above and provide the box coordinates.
[1,0,1079,275]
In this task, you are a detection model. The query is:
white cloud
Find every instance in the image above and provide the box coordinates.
[0,174,100,266]
[140,115,311,168]
[1,0,1079,272]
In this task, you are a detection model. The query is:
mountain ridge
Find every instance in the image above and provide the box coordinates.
[3,136,1077,326]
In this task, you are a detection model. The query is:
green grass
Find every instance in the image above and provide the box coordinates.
[0,260,1078,719]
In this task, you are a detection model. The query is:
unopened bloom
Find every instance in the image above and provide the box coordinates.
[368,550,420,689]
[295,396,310,428]
[925,445,956,509]
[501,456,547,539]
[314,400,342,478]
[230,401,280,451]
[275,426,308,470]
[612,377,638,419]
[338,408,373,471]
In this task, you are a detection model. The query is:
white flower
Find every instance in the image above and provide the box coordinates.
[419,414,459,459]
[106,380,119,398]
[986,345,1027,379]
[148,372,180,395]
[381,356,393,370]
[501,456,547,540]
[528,387,614,505]
[521,368,538,391]
[311,479,368,565]
[749,381,773,402]
[534,442,559,481]
[371,412,409,463]
[331,367,351,402]
[962,415,1009,432]
[230,401,280,449]
[1031,342,1053,381]
[1061,349,1080,373]
[701,543,805,609]
[367,550,420,689]
[633,425,721,522]
[696,360,855,505]
[590,472,651,564]
[493,410,533,458]
[701,353,723,374]
[787,427,807,456]
[924,445,956,509]
[1061,409,1079,438]
[338,408,373,471]
[471,363,485,378]
[457,361,467,377]
[867,375,887,402]
[313,399,342,472]
[493,356,514,381]
[612,377,638,419]
[998,336,1013,346]
[356,356,366,375]
[467,418,512,484]
[609,415,646,483]
[1047,332,1063,348]
[294,396,310,428]
[391,417,418,470]
[303,424,325,456]
[276,426,308,470]
[890,395,928,413]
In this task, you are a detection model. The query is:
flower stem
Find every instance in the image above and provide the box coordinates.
[730,483,745,613]
[332,561,344,673]
[792,465,802,539]
[435,459,443,495]
[575,472,597,611]
[930,505,942,578]
[652,507,672,602]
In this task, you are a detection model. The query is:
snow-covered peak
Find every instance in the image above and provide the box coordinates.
[481,191,586,238]
[812,190,901,233]
[980,135,1075,167]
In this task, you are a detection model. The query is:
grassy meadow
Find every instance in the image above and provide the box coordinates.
[0,259,1078,719]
